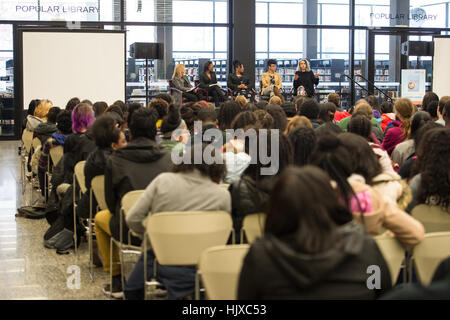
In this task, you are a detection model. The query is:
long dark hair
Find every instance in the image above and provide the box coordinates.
[338,133,382,185]
[203,61,213,73]
[415,128,450,209]
[310,134,367,225]
[266,166,352,254]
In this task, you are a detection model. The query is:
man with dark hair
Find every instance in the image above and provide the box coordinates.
[98,107,172,298]
[298,98,321,129]
[261,59,284,102]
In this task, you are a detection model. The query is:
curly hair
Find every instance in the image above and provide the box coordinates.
[147,98,169,120]
[415,128,450,209]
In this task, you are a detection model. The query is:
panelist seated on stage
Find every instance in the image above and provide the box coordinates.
[227,60,253,101]
[171,64,202,103]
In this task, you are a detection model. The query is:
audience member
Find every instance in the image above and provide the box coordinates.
[97,108,172,298]
[238,166,391,300]
[288,126,316,167]
[382,98,415,155]
[124,143,230,300]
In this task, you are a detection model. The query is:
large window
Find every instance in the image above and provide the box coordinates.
[256,0,303,25]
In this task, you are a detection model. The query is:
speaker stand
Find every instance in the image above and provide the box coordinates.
[145,58,150,106]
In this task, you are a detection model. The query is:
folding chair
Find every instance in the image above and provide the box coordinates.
[411,204,450,233]
[21,129,33,193]
[197,244,250,300]
[240,213,266,244]
[87,175,108,281]
[374,234,406,286]
[413,232,450,286]
[109,190,145,296]
[44,146,64,201]
[73,161,87,255]
[143,211,233,300]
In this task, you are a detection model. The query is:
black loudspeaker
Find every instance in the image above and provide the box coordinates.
[130,42,164,59]
[401,41,433,56]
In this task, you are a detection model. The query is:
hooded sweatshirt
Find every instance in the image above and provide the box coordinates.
[34,122,58,145]
[26,115,43,131]
[105,137,172,243]
[238,222,392,300]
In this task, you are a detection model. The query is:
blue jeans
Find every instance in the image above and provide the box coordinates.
[124,250,196,300]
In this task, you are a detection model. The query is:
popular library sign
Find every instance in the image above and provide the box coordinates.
[370,7,437,26]
[15,5,99,14]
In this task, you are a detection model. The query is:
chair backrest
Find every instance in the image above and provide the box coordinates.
[32,137,41,150]
[374,235,405,285]
[91,175,108,211]
[121,190,145,217]
[413,232,450,286]
[411,204,450,233]
[49,145,64,167]
[198,244,250,300]
[22,130,34,154]
[242,213,266,244]
[145,211,233,265]
[168,79,173,88]
[219,184,230,190]
[74,161,87,194]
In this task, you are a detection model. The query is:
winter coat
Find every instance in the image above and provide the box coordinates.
[382,120,406,155]
[63,132,96,184]
[348,174,424,248]
[238,222,392,300]
[34,122,57,145]
[105,137,171,243]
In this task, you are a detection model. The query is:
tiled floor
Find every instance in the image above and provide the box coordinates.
[0,141,110,300]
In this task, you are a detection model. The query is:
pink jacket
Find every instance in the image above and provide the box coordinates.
[347,174,424,248]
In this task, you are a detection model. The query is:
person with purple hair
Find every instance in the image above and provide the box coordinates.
[61,103,96,184]
[43,103,97,254]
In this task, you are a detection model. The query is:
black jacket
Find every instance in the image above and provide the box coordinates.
[238,222,392,300]
[63,132,96,184]
[77,147,113,219]
[105,137,171,243]
[230,175,276,243]
[293,71,319,97]
[199,71,218,90]
[227,73,251,92]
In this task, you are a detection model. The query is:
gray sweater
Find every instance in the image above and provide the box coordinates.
[126,170,231,235]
